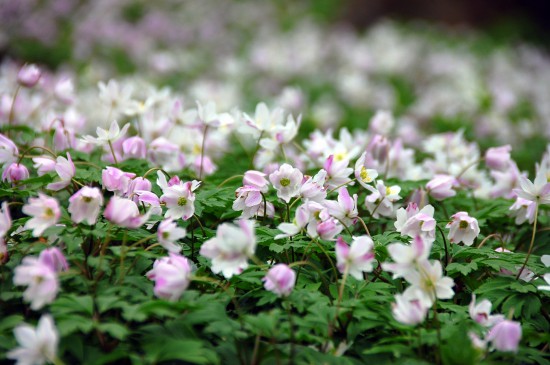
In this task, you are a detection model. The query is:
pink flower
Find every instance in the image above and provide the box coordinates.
[17,64,41,87]
[157,219,186,252]
[469,294,504,328]
[509,197,536,225]
[485,145,511,171]
[263,264,296,297]
[122,136,147,160]
[22,193,60,237]
[367,134,391,166]
[486,320,522,352]
[146,253,192,301]
[426,174,458,200]
[233,185,274,219]
[395,203,436,243]
[269,163,303,203]
[200,220,256,278]
[0,201,11,238]
[32,156,56,176]
[335,236,375,280]
[13,256,59,309]
[392,289,429,326]
[46,153,75,191]
[2,163,29,183]
[39,248,69,273]
[316,219,342,240]
[243,170,269,193]
[159,179,200,221]
[446,211,480,246]
[104,196,151,229]
[323,154,353,190]
[68,186,104,225]
[324,187,358,226]
[0,134,19,166]
[382,236,431,279]
[7,315,59,365]
[102,166,136,196]
[148,137,186,172]
[300,170,327,202]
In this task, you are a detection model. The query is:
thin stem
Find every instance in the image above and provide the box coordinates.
[432,302,442,365]
[516,202,539,280]
[327,179,356,194]
[199,125,209,180]
[367,199,384,225]
[477,233,503,249]
[17,145,57,164]
[311,238,338,280]
[250,131,264,168]
[118,231,128,284]
[107,140,118,166]
[289,260,333,303]
[73,161,102,170]
[455,157,484,181]
[193,214,206,236]
[356,216,372,237]
[436,225,449,270]
[216,174,244,189]
[142,167,171,181]
[335,217,353,237]
[7,85,20,138]
[284,299,296,363]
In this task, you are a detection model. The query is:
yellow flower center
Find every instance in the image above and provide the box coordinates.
[459,220,468,229]
[178,197,188,206]
[360,167,371,183]
[280,178,291,187]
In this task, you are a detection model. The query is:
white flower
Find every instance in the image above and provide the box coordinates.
[468,294,504,327]
[335,236,375,280]
[354,152,379,189]
[446,211,480,246]
[68,186,104,225]
[46,153,75,191]
[395,203,436,243]
[404,260,455,307]
[0,201,11,238]
[513,166,550,205]
[199,220,256,278]
[81,120,129,145]
[159,179,200,221]
[392,288,429,326]
[537,273,550,291]
[7,315,59,365]
[269,163,303,203]
[382,236,431,279]
[157,219,186,252]
[22,194,61,237]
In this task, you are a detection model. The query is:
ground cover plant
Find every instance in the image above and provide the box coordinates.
[0,1,550,364]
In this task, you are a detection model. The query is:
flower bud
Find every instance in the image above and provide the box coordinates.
[122,136,147,160]
[262,264,296,297]
[2,163,29,183]
[485,145,511,171]
[17,64,41,87]
[487,320,522,352]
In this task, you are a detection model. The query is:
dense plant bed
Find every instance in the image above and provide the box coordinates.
[0,61,548,364]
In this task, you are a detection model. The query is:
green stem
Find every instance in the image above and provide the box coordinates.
[7,85,20,138]
[436,225,449,271]
[216,174,244,189]
[516,202,539,280]
[107,140,118,165]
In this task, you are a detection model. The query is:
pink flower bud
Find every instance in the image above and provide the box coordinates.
[102,167,135,196]
[485,145,511,171]
[486,320,522,352]
[367,134,391,165]
[122,136,147,160]
[17,64,41,87]
[2,163,29,183]
[243,170,269,192]
[146,253,192,301]
[262,264,296,297]
[68,186,103,225]
[426,174,457,200]
[39,247,68,273]
[316,219,342,241]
